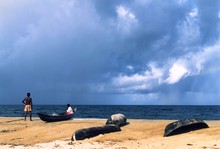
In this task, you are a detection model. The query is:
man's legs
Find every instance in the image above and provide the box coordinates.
[30,111,32,121]
[24,111,27,121]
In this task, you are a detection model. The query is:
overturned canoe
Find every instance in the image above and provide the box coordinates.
[106,113,127,127]
[164,118,209,137]
[72,124,121,141]
[37,112,74,122]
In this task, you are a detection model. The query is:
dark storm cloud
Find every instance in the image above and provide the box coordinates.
[0,0,220,105]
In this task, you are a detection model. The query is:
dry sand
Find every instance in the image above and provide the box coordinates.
[0,117,219,149]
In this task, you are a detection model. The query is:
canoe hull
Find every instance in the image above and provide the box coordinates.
[164,118,209,137]
[72,124,121,141]
[37,113,73,122]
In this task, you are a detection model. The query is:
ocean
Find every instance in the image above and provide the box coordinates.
[0,105,219,120]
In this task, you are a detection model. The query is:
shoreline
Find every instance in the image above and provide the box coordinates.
[0,117,220,148]
[1,116,220,120]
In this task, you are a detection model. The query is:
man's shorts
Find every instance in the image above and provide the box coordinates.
[24,105,32,112]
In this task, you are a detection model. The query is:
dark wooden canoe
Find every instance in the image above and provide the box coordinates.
[164,118,209,137]
[37,112,74,122]
[72,124,121,141]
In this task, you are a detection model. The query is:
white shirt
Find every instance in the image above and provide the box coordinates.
[66,107,73,115]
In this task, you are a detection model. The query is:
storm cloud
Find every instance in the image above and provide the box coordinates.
[0,0,220,105]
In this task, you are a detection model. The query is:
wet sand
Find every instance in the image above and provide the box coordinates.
[0,117,219,148]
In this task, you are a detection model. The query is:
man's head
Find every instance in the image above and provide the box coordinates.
[27,92,31,97]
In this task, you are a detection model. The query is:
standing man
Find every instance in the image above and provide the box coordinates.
[22,92,33,121]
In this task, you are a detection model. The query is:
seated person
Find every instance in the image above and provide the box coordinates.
[66,104,74,115]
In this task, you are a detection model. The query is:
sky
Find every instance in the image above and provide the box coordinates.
[1,0,220,105]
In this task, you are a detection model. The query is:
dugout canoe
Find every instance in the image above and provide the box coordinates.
[72,124,121,141]
[37,112,74,122]
[164,118,209,137]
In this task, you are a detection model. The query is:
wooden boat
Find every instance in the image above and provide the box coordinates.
[37,112,74,122]
[164,118,209,137]
[72,124,121,141]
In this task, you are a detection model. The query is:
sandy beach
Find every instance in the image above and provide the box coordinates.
[0,117,219,149]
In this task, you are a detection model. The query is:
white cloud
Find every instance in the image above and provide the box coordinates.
[126,65,134,70]
[112,63,164,92]
[111,38,220,95]
[189,8,198,17]
[149,63,164,80]
[195,41,220,70]
[112,58,191,93]
[117,5,135,19]
[115,5,138,33]
[165,61,189,84]
[113,73,148,86]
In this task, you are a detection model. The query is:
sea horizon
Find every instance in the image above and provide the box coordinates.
[0,105,219,120]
